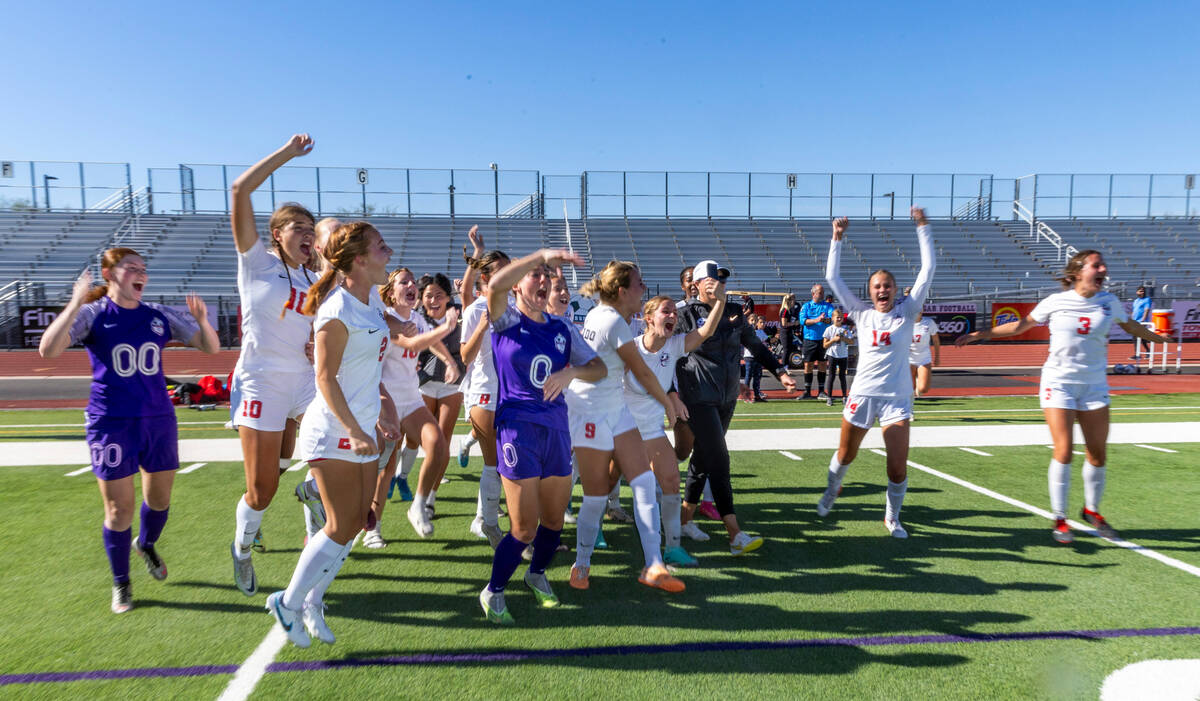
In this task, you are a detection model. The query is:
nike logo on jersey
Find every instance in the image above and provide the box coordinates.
[103,323,117,328]
[519,328,530,335]
[277,274,288,279]
[368,328,379,334]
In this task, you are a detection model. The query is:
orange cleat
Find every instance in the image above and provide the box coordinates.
[569,564,590,590]
[638,564,686,593]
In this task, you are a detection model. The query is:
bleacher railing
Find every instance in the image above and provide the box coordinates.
[0,161,134,213]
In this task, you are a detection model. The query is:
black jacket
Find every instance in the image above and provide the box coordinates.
[676,299,784,406]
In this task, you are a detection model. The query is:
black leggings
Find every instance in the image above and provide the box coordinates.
[683,401,737,517]
[824,357,848,397]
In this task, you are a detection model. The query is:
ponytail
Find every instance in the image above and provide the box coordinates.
[300,221,376,316]
[302,268,339,316]
[85,247,140,304]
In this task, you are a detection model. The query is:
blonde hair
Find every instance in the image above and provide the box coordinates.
[642,295,674,318]
[83,247,141,303]
[301,221,377,316]
[779,293,795,316]
[378,267,414,307]
[1058,249,1102,289]
[579,260,638,304]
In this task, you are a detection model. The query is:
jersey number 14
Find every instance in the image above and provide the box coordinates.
[871,330,892,346]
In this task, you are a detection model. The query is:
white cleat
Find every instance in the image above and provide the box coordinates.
[362,528,387,549]
[816,486,841,517]
[303,603,336,644]
[266,592,310,648]
[469,516,489,539]
[885,518,908,539]
[408,501,433,538]
[681,521,710,542]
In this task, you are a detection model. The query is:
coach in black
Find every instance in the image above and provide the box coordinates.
[676,260,798,555]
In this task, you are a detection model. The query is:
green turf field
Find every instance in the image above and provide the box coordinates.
[0,395,1197,700]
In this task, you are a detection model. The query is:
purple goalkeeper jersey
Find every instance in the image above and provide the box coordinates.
[491,307,596,431]
[70,297,199,418]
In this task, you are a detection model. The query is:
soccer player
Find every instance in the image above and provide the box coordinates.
[567,261,685,594]
[266,221,399,648]
[478,248,604,624]
[625,292,725,567]
[227,135,319,595]
[821,307,854,405]
[956,250,1167,543]
[799,283,836,399]
[39,250,219,613]
[818,208,935,538]
[908,299,940,398]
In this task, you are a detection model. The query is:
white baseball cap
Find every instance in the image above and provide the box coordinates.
[693,259,731,282]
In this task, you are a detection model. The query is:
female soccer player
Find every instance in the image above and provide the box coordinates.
[956,250,1167,543]
[567,260,684,594]
[822,307,854,405]
[370,267,457,546]
[228,135,319,595]
[39,250,219,613]
[478,249,604,624]
[906,289,940,398]
[266,221,398,648]
[412,272,463,523]
[818,208,935,538]
[626,292,725,567]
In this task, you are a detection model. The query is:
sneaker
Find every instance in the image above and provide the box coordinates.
[569,564,590,590]
[457,437,472,468]
[469,516,488,539]
[1052,518,1074,544]
[754,395,768,403]
[362,528,386,549]
[681,521,710,542]
[885,518,908,539]
[818,392,829,400]
[482,522,504,549]
[663,545,699,568]
[295,480,327,530]
[594,528,608,550]
[563,509,577,524]
[639,564,686,593]
[266,591,311,648]
[135,541,167,581]
[394,477,413,502]
[231,541,257,596]
[606,505,633,523]
[407,502,433,538]
[816,485,842,517]
[303,603,336,644]
[698,501,721,521]
[524,570,560,608]
[479,587,515,625]
[730,531,764,556]
[111,581,133,614]
[252,527,265,553]
[826,396,834,407]
[798,393,814,401]
[1080,508,1118,539]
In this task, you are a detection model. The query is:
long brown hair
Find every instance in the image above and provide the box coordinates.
[83,247,141,303]
[579,260,638,304]
[1058,249,1101,289]
[270,203,315,318]
[466,249,510,284]
[301,221,377,316]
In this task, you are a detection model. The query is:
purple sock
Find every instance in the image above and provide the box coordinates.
[103,526,132,585]
[528,525,561,575]
[487,533,529,593]
[138,502,169,548]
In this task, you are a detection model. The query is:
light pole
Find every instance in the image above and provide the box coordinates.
[490,162,498,217]
[43,175,59,212]
[883,192,895,220]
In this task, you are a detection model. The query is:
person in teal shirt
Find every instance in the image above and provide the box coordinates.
[1130,285,1152,359]
[799,283,836,399]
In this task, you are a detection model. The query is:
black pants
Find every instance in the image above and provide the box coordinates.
[825,357,849,397]
[684,401,737,517]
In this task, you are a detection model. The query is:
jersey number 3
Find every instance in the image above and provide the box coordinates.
[1077,317,1091,335]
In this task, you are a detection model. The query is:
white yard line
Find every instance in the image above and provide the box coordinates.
[64,466,91,476]
[778,451,803,461]
[178,462,207,474]
[216,625,287,701]
[957,447,992,457]
[1135,444,1179,454]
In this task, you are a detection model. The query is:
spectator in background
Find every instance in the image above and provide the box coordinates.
[799,283,836,400]
[779,293,798,367]
[742,313,768,402]
[741,292,756,316]
[1130,285,1152,359]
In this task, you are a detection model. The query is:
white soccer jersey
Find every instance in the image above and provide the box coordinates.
[235,239,315,375]
[909,317,937,364]
[461,297,500,397]
[1031,290,1127,385]
[381,308,430,404]
[300,286,389,441]
[566,303,634,415]
[624,333,685,412]
[825,224,935,398]
[822,324,852,360]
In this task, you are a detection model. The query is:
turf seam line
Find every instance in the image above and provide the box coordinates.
[778,451,803,461]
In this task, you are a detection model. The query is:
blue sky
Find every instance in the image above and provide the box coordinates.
[5,1,1198,178]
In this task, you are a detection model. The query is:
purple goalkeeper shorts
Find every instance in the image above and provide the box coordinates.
[84,412,179,481]
[495,420,572,481]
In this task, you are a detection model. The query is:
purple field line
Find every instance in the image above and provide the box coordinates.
[4,626,1198,686]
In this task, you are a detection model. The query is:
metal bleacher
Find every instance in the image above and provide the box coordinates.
[0,211,127,298]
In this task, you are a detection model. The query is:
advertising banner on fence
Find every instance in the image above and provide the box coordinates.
[922,302,976,340]
[988,302,1049,341]
[19,306,58,348]
[1173,300,1200,339]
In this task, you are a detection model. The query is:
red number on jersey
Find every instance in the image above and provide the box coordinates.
[242,400,262,419]
[1044,387,1052,400]
[402,348,419,359]
[338,438,351,450]
[1077,316,1091,335]
[378,337,388,361]
[283,288,308,312]
[480,393,491,405]
[871,330,892,346]
[914,333,922,342]
[584,423,596,439]
[848,402,859,413]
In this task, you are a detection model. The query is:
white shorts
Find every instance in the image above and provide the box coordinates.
[1039,378,1110,411]
[420,381,463,400]
[298,419,381,465]
[569,406,638,450]
[465,386,497,412]
[843,395,913,429]
[910,353,932,368]
[395,394,428,424]
[229,367,316,432]
[629,398,667,441]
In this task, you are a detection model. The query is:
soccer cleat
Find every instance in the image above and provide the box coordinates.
[594,528,608,550]
[469,516,489,539]
[457,437,471,468]
[638,564,686,593]
[1052,518,1074,544]
[111,581,133,614]
[482,522,504,549]
[135,541,167,581]
[569,564,590,590]
[295,480,327,530]
[606,504,633,524]
[231,541,257,596]
[826,396,834,407]
[266,591,311,648]
[680,521,710,542]
[251,527,265,553]
[816,485,842,517]
[885,518,909,539]
[1080,509,1118,539]
[479,587,515,625]
[698,501,721,521]
[818,392,829,401]
[729,531,764,556]
[362,528,386,549]
[524,570,560,608]
[407,501,433,538]
[663,545,699,568]
[393,476,413,502]
[302,603,336,644]
[563,509,577,524]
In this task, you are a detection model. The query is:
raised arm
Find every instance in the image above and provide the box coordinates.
[906,207,936,307]
[1119,319,1170,345]
[683,281,727,352]
[185,293,220,354]
[230,134,314,254]
[487,248,584,321]
[387,312,455,352]
[38,271,92,358]
[459,225,483,308]
[955,315,1040,345]
[825,217,867,312]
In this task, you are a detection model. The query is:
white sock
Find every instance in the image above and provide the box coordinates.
[885,479,907,523]
[629,471,664,569]
[463,432,478,450]
[702,480,714,503]
[278,458,290,472]
[607,480,621,510]
[1082,462,1106,512]
[234,496,265,559]
[827,454,850,492]
[480,464,502,526]
[412,491,427,512]
[399,445,417,480]
[1048,460,1070,518]
[282,530,341,610]
[305,538,353,608]
[573,495,607,568]
[427,489,437,508]
[660,492,682,549]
